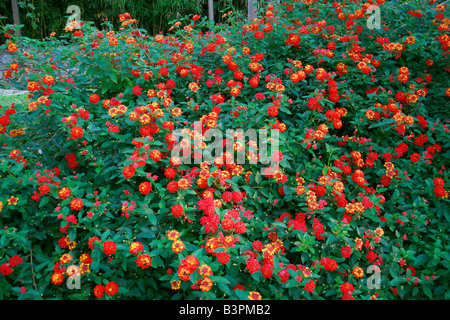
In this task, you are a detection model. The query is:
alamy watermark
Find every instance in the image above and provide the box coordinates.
[171,122,281,177]
[366,5,381,30]
[66,264,81,289]
[366,265,381,289]
[66,5,81,29]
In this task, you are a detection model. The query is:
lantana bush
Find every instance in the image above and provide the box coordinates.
[0,0,449,300]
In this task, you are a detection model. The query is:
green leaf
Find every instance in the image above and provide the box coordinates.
[235,290,249,300]
[413,254,428,267]
[285,279,298,288]
[39,196,50,208]
[148,214,158,226]
[210,275,230,285]
[423,287,433,299]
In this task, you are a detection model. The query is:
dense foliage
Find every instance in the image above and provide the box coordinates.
[1,0,248,42]
[0,0,449,300]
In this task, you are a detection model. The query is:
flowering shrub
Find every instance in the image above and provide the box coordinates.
[0,0,449,300]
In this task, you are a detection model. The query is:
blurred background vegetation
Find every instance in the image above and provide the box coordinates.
[1,0,256,42]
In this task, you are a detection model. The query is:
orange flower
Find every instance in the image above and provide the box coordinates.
[248,291,262,300]
[9,63,19,72]
[353,266,364,279]
[197,264,213,278]
[7,41,17,53]
[167,230,180,241]
[42,75,55,86]
[177,265,192,281]
[27,81,40,92]
[230,87,241,97]
[129,242,144,255]
[150,150,162,162]
[58,187,72,199]
[222,54,233,65]
[199,277,213,292]
[178,178,191,190]
[171,240,185,254]
[51,272,64,285]
[7,196,19,206]
[108,36,118,46]
[70,198,83,211]
[79,253,92,265]
[136,253,152,269]
[171,107,182,117]
[183,255,199,271]
[171,280,181,290]
[60,253,73,264]
[3,70,12,79]
[189,82,199,92]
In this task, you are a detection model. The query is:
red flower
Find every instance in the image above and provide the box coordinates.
[366,250,378,263]
[268,105,278,117]
[410,153,421,163]
[58,236,70,249]
[167,181,179,193]
[136,254,152,269]
[216,252,230,265]
[246,259,261,274]
[0,115,10,127]
[104,281,119,296]
[315,185,326,197]
[171,204,184,218]
[413,134,428,146]
[164,167,177,179]
[232,191,244,203]
[320,257,338,272]
[340,245,352,259]
[254,31,265,39]
[380,175,391,187]
[233,221,247,234]
[138,181,152,195]
[0,263,13,276]
[252,240,263,251]
[340,282,355,295]
[304,279,315,293]
[70,126,84,140]
[233,284,244,291]
[132,85,142,95]
[103,241,116,256]
[70,198,83,211]
[129,242,144,256]
[89,94,100,104]
[88,236,101,250]
[51,272,64,285]
[406,266,416,276]
[93,284,105,298]
[221,191,233,202]
[158,67,169,77]
[122,165,136,179]
[249,76,260,88]
[278,269,289,283]
[261,263,273,278]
